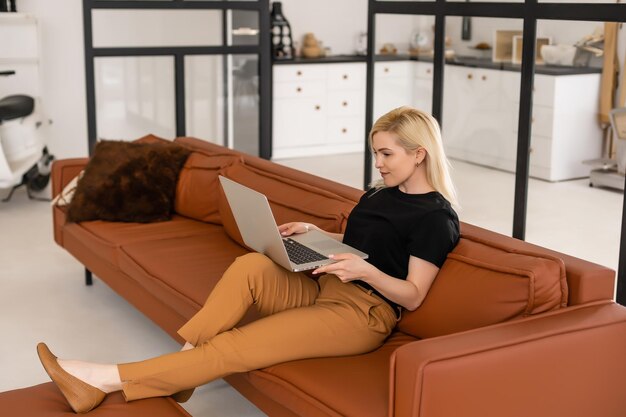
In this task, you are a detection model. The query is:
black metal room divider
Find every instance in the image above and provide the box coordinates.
[82,0,272,159]
[364,0,625,305]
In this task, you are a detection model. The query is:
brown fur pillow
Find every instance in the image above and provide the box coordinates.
[66,140,191,223]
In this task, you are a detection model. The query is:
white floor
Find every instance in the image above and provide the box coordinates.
[0,153,622,416]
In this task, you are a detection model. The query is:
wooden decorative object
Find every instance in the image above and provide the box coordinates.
[492,30,523,62]
[512,36,551,65]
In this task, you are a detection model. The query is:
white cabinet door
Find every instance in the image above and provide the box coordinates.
[374,61,413,120]
[443,66,517,169]
[413,62,433,114]
[273,97,326,149]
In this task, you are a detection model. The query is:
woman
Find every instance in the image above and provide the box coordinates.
[37,106,460,413]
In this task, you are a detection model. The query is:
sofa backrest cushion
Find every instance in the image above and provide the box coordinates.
[397,234,568,339]
[217,162,356,248]
[175,151,243,224]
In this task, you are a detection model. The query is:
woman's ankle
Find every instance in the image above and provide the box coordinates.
[58,359,122,394]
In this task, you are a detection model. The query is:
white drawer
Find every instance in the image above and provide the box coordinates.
[273,80,326,99]
[533,74,555,107]
[414,62,433,80]
[327,90,364,117]
[273,64,327,82]
[375,61,412,79]
[327,63,365,90]
[529,135,552,169]
[326,116,364,143]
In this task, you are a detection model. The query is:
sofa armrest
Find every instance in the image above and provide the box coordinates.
[390,301,626,417]
[51,158,88,247]
[51,158,89,197]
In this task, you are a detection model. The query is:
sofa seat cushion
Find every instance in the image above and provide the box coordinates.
[219,162,357,247]
[117,226,249,320]
[398,233,568,339]
[63,215,215,268]
[245,332,416,417]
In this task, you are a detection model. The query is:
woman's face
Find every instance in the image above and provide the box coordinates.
[372,131,420,190]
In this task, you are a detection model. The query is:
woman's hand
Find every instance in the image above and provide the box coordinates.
[312,253,377,283]
[278,222,315,236]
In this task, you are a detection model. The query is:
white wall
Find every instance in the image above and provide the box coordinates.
[18,0,88,159]
[279,0,368,56]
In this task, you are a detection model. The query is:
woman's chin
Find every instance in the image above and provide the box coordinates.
[381,176,395,187]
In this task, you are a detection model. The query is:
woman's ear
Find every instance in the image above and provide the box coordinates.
[416,147,427,165]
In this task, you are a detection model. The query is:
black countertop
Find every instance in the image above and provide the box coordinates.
[273,55,367,65]
[273,54,602,76]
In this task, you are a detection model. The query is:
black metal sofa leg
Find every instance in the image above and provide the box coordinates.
[85,268,93,286]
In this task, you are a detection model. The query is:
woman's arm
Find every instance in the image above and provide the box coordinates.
[313,254,439,311]
[278,222,344,242]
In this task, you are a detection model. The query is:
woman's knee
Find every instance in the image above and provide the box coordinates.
[233,253,275,270]
[223,253,276,282]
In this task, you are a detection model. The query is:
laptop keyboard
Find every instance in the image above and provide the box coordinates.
[283,238,328,265]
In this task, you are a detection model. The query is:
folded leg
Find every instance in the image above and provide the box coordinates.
[119,275,397,400]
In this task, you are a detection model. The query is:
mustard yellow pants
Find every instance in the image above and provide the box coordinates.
[117,253,398,400]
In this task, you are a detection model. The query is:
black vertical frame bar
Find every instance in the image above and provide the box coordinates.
[512,5,537,240]
[83,0,97,154]
[175,53,185,137]
[222,9,230,147]
[431,2,445,124]
[259,0,272,159]
[363,0,376,190]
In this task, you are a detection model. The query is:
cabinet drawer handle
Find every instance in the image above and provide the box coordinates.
[482,75,487,81]
[467,73,473,80]
[342,101,348,107]
[296,70,302,76]
[296,87,302,93]
[315,105,321,111]
[529,147,534,154]
[342,128,348,134]
[426,69,432,74]
[384,67,390,73]
[342,74,349,80]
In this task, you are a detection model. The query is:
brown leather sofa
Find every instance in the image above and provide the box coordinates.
[51,136,626,417]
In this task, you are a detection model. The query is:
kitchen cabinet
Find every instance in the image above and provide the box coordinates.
[272,62,365,159]
[442,64,602,181]
[442,65,518,171]
[272,57,602,181]
[515,73,602,181]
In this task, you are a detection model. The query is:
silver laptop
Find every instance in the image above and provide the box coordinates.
[219,176,368,272]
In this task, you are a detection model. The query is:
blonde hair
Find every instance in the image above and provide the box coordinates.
[369,106,459,208]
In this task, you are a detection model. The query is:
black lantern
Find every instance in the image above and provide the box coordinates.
[270,2,294,60]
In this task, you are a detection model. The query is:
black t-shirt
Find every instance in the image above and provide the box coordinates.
[343,186,460,311]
